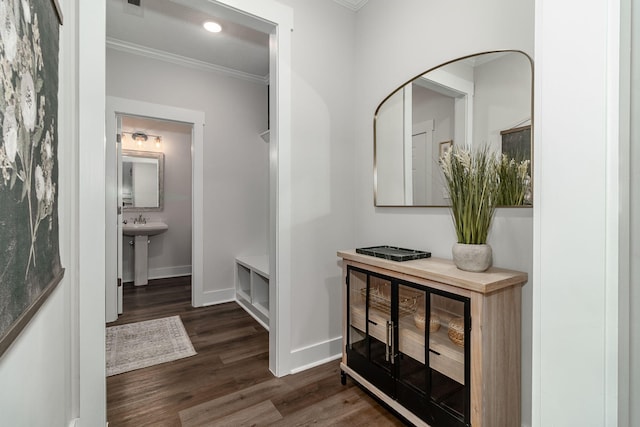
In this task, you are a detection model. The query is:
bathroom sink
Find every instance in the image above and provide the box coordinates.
[122,221,168,236]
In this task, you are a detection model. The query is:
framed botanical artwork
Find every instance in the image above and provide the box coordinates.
[0,0,64,357]
[439,140,453,158]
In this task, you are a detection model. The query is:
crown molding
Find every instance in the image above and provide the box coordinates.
[333,0,368,12]
[106,37,269,85]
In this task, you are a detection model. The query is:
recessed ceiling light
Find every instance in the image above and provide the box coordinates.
[203,21,222,33]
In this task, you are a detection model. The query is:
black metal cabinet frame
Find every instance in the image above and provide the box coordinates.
[345,265,471,427]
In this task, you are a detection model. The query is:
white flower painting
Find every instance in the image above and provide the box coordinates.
[0,0,62,356]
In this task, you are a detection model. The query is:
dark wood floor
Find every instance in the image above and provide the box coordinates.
[106,277,406,426]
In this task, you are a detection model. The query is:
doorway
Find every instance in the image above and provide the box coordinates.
[104,0,293,378]
[119,115,193,302]
[106,98,205,319]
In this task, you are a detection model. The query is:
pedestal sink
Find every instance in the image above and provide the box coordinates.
[123,222,168,286]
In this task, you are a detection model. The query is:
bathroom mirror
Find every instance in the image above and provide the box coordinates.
[122,150,164,212]
[374,50,533,207]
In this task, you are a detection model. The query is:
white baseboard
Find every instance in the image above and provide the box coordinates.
[289,336,343,374]
[122,265,191,283]
[149,265,191,280]
[200,287,236,306]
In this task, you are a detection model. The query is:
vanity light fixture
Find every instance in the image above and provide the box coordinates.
[203,21,222,33]
[132,132,147,147]
[122,131,162,148]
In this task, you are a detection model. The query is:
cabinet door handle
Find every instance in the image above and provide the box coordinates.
[390,321,395,365]
[386,320,394,364]
[368,319,378,326]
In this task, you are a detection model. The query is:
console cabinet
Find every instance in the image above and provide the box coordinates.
[338,250,527,427]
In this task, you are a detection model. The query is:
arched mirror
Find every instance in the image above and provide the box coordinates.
[374,50,533,207]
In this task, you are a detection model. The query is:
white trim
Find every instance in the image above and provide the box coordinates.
[212,0,293,378]
[122,265,192,283]
[289,337,343,373]
[617,0,632,424]
[149,266,192,280]
[290,353,342,375]
[79,0,107,424]
[200,288,236,306]
[105,97,205,313]
[605,0,622,424]
[332,0,369,12]
[106,37,268,85]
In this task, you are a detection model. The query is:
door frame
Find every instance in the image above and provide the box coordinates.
[212,0,294,377]
[105,98,205,319]
[104,0,294,376]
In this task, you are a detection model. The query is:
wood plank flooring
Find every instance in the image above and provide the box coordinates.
[106,277,406,426]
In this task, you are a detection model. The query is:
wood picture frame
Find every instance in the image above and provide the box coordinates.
[500,125,531,163]
[439,140,453,158]
[0,0,64,358]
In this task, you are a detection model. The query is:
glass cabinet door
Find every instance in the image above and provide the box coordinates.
[346,267,395,395]
[427,291,470,426]
[395,283,429,417]
[395,284,470,427]
[346,266,470,427]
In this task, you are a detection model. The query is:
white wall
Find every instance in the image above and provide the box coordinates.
[267,0,356,369]
[376,90,406,205]
[121,122,193,282]
[353,0,534,424]
[473,53,532,152]
[0,284,72,425]
[106,49,268,304]
[0,0,107,425]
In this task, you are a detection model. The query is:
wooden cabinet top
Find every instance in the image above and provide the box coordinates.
[338,249,527,295]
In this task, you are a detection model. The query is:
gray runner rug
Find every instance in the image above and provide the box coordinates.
[106,315,196,376]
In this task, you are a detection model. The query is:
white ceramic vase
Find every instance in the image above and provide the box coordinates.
[452,243,492,272]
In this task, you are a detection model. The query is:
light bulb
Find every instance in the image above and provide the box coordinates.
[203,21,222,33]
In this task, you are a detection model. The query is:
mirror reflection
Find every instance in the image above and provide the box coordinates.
[374,50,533,207]
[122,149,164,211]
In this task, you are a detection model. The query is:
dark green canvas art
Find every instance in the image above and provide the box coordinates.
[0,0,62,356]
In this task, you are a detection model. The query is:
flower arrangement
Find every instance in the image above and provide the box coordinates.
[440,144,499,245]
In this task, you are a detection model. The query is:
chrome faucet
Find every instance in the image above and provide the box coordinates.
[134,214,146,224]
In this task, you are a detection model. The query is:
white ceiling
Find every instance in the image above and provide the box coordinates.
[106,0,365,82]
[332,0,368,12]
[106,0,271,79]
[107,0,367,82]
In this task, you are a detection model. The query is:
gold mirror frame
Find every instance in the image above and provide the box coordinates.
[373,50,534,207]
